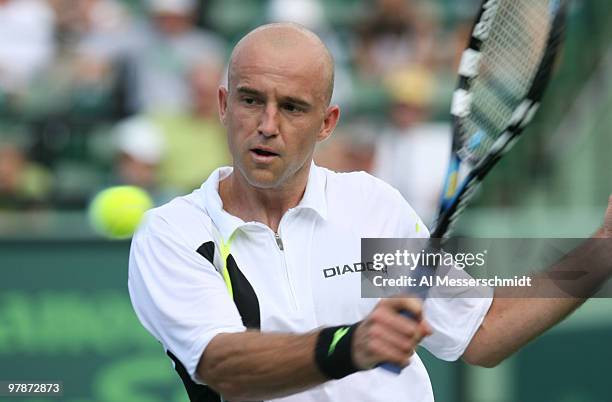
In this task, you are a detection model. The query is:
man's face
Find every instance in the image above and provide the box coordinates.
[218,40,338,190]
[153,12,192,36]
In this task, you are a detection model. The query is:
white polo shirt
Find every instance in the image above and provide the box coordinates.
[128,164,492,402]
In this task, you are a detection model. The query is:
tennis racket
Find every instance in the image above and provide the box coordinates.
[381,0,568,373]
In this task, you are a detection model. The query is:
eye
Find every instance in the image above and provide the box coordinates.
[282,103,303,113]
[241,96,261,106]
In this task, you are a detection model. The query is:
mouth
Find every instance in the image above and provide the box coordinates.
[250,147,280,158]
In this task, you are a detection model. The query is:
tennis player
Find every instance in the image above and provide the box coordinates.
[128,23,612,402]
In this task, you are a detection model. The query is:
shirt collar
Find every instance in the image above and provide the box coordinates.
[298,162,328,221]
[200,163,328,243]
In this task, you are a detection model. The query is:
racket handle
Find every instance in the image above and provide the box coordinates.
[379,310,418,374]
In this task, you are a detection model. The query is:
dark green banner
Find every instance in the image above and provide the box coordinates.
[0,241,187,402]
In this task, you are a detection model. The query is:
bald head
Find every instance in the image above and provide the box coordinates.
[228,23,335,105]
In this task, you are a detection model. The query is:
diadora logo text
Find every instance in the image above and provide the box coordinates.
[323,261,385,278]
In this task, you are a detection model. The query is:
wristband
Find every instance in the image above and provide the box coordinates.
[314,323,360,379]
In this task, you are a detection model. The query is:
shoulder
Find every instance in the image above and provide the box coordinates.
[319,167,429,237]
[137,189,214,250]
[322,167,407,208]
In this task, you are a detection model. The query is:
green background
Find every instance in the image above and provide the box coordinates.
[0,241,185,402]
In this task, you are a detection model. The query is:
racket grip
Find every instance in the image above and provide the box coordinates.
[379,310,418,374]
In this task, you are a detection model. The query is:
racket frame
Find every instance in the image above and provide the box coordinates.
[432,0,568,239]
[380,0,568,374]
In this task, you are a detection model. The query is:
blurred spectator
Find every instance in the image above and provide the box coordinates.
[315,120,377,173]
[73,0,134,75]
[384,66,436,129]
[47,0,130,48]
[0,0,55,96]
[151,61,231,193]
[187,61,222,119]
[124,0,227,113]
[353,0,438,78]
[373,67,451,226]
[0,139,53,209]
[111,116,170,203]
[21,0,132,119]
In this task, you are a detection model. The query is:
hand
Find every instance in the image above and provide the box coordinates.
[352,297,432,370]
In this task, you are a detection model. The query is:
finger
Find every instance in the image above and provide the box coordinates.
[418,320,433,337]
[369,322,418,355]
[369,305,421,338]
[370,308,432,347]
[381,297,424,319]
[369,338,413,368]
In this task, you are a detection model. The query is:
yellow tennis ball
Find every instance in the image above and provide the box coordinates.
[88,186,153,239]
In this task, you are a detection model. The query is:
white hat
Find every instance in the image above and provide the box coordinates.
[148,0,196,14]
[114,117,165,164]
[267,0,325,30]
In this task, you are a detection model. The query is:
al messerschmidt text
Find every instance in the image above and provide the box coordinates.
[373,275,532,288]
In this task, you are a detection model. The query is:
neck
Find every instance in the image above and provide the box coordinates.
[219,164,311,233]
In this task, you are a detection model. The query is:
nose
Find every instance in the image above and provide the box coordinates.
[258,103,280,137]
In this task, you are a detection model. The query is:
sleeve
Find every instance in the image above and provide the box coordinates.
[393,190,494,361]
[420,283,493,361]
[128,212,246,383]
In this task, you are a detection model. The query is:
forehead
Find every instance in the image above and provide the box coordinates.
[230,40,328,102]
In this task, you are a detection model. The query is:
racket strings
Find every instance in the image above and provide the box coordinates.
[461,0,552,162]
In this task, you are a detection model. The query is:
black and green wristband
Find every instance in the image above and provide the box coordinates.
[314,323,360,379]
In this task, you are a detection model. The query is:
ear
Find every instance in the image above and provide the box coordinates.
[317,105,341,142]
[218,86,229,126]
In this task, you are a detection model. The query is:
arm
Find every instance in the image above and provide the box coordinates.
[198,298,431,401]
[198,331,324,401]
[463,196,612,367]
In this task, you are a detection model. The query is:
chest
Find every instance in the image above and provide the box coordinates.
[226,217,378,333]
